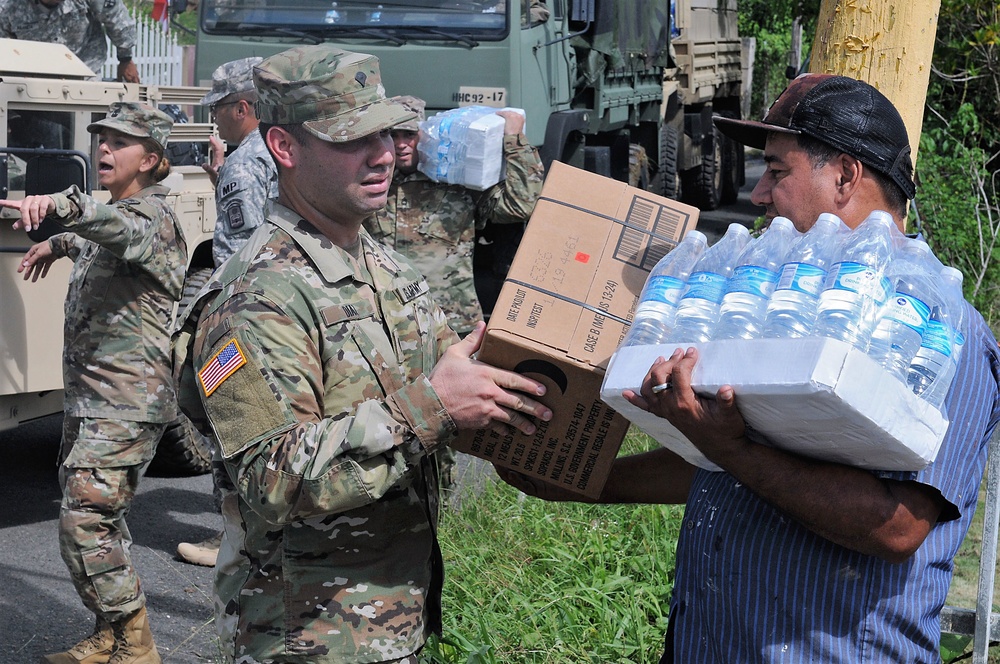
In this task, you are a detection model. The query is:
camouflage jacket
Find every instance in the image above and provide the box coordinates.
[212,130,278,267]
[174,203,458,662]
[365,133,543,335]
[0,0,137,75]
[48,184,186,423]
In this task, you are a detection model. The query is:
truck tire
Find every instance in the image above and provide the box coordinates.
[683,126,723,211]
[148,414,213,476]
[147,266,215,477]
[628,144,650,190]
[657,124,680,200]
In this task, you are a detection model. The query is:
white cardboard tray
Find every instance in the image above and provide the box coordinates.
[600,338,949,472]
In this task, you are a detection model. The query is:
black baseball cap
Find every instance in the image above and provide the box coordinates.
[714,73,916,200]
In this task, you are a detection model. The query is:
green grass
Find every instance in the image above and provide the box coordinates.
[427,430,680,663]
[428,429,1000,663]
[185,427,1000,663]
[942,481,1000,663]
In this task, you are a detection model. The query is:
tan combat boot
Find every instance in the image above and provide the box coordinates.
[176,531,222,567]
[44,617,114,664]
[106,607,161,664]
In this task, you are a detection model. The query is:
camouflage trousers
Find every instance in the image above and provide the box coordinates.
[58,416,165,622]
[245,651,429,663]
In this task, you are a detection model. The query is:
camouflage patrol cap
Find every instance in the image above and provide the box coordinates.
[199,56,264,106]
[87,102,173,150]
[392,95,426,132]
[253,45,415,142]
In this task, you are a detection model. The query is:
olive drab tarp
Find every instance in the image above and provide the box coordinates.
[572,0,670,73]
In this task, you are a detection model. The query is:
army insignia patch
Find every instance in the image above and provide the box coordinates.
[199,338,247,396]
[226,203,245,230]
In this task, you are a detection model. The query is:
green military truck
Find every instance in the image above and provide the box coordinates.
[0,38,218,473]
[191,0,743,208]
[189,0,743,311]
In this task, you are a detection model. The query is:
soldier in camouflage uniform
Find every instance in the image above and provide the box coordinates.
[365,95,544,337]
[174,57,279,569]
[171,44,552,663]
[3,102,185,663]
[173,57,280,570]
[0,0,140,82]
[199,56,279,268]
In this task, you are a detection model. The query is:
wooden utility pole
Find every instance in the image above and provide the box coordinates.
[809,0,941,165]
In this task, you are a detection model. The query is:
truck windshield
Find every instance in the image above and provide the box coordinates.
[201,0,509,41]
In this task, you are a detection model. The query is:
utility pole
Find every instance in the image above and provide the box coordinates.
[808,0,940,165]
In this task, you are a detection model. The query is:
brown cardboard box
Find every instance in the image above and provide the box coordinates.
[454,161,700,497]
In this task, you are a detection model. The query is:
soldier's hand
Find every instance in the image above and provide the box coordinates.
[429,322,552,436]
[18,241,57,282]
[496,110,526,136]
[118,60,140,84]
[0,196,55,232]
[202,136,225,188]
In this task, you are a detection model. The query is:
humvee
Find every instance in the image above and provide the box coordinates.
[0,38,218,474]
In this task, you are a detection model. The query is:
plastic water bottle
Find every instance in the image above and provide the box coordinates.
[620,231,709,347]
[867,239,937,379]
[420,108,480,184]
[813,210,899,350]
[714,217,798,340]
[666,223,751,343]
[761,213,844,339]
[907,267,966,408]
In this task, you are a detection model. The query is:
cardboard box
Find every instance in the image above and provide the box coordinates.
[452,161,700,497]
[600,338,950,472]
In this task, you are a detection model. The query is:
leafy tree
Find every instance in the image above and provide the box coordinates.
[738,0,820,119]
[914,104,1000,326]
[926,0,1000,161]
[916,1,1000,326]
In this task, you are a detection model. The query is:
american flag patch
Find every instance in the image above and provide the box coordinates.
[198,338,247,397]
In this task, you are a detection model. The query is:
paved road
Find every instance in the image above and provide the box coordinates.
[0,153,764,664]
[0,417,494,664]
[0,415,220,663]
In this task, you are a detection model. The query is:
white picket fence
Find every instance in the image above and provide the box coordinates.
[101,12,183,86]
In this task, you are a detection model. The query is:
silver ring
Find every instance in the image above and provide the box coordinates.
[651,381,673,394]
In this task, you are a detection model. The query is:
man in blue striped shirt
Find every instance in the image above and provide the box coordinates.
[499,74,1000,663]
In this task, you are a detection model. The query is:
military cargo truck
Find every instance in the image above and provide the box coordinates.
[191,0,743,203]
[0,38,218,474]
[189,0,742,312]
[664,0,745,209]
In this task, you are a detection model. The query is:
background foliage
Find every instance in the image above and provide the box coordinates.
[916,0,1000,327]
[738,0,820,120]
[740,0,1000,327]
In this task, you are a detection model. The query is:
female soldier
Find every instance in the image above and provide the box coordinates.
[2,102,186,664]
